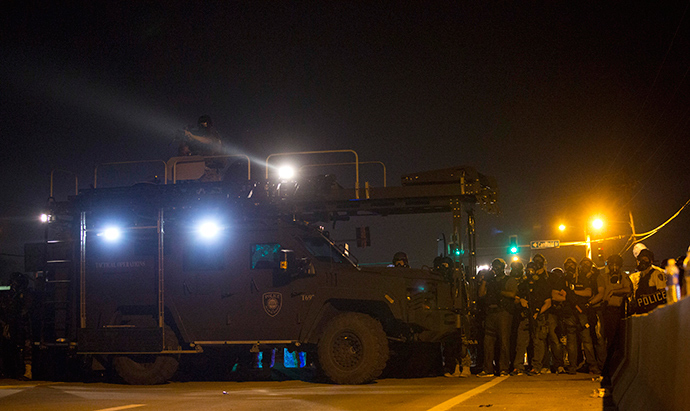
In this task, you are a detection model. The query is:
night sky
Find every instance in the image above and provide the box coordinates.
[2,2,689,271]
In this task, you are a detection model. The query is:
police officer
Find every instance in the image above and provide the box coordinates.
[531,253,562,374]
[629,248,666,314]
[182,115,223,156]
[553,258,599,374]
[590,255,631,363]
[433,256,455,283]
[181,115,224,181]
[595,254,633,387]
[575,257,604,374]
[477,258,517,377]
[435,256,471,378]
[510,261,531,375]
[392,252,410,268]
[522,259,552,375]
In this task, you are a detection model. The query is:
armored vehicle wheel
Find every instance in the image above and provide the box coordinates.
[317,312,389,384]
[112,327,180,385]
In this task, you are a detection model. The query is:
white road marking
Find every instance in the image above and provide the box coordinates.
[93,405,145,411]
[0,389,25,399]
[425,376,509,411]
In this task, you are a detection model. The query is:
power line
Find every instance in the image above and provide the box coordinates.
[621,195,690,253]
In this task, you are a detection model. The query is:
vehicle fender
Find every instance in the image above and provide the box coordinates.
[299,287,404,344]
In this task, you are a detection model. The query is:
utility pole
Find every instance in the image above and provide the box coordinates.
[629,210,637,238]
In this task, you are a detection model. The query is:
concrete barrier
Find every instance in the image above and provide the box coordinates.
[612,296,690,410]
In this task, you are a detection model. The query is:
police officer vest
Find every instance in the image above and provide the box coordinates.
[633,269,666,314]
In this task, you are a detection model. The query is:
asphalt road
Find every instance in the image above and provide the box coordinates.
[0,373,605,411]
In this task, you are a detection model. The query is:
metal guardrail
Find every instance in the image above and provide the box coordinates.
[265,149,360,199]
[168,154,251,183]
[94,160,168,188]
[299,160,387,187]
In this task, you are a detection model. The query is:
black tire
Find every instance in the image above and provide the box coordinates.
[317,312,389,384]
[112,327,180,385]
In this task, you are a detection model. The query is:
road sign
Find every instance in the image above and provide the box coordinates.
[530,240,560,249]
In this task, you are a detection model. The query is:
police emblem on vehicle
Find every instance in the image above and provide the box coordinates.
[263,292,283,317]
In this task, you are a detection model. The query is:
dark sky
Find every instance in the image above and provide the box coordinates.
[2,1,689,269]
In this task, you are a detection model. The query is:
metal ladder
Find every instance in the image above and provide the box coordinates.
[39,216,77,347]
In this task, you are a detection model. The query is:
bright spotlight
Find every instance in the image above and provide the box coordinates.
[100,226,122,241]
[477,264,490,272]
[40,213,50,223]
[198,220,221,239]
[558,224,566,231]
[278,165,295,180]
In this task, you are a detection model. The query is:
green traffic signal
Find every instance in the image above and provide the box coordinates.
[508,235,518,254]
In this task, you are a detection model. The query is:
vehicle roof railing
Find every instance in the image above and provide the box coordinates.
[266,149,360,198]
[168,154,251,183]
[94,160,168,188]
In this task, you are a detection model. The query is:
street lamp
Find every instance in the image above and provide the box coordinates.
[556,217,605,259]
[591,218,604,231]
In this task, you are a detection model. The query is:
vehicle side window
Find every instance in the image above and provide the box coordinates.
[251,243,282,269]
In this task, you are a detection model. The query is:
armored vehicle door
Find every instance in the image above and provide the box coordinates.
[168,223,319,343]
[231,227,318,341]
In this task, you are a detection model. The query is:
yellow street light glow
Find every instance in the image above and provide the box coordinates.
[512,256,520,262]
[558,224,566,231]
[591,218,604,230]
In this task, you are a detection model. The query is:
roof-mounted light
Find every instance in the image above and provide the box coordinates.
[98,226,122,242]
[197,220,222,239]
[278,165,295,180]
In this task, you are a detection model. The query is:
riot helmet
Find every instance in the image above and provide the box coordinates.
[532,253,546,270]
[393,252,409,268]
[563,257,578,274]
[491,258,507,275]
[636,248,654,271]
[579,257,594,276]
[526,262,539,282]
[606,254,624,283]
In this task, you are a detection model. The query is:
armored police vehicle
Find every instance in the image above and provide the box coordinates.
[29,154,498,385]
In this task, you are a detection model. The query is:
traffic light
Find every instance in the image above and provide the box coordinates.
[508,235,519,254]
[449,244,463,257]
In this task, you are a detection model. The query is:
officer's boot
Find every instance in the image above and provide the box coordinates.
[444,363,460,378]
[452,363,461,377]
[460,366,471,378]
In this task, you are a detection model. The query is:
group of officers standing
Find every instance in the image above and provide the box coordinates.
[443,247,668,379]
